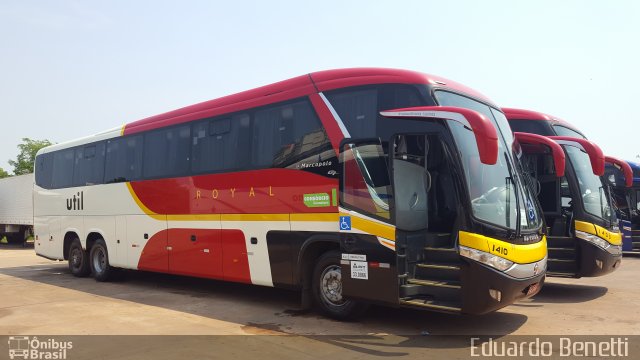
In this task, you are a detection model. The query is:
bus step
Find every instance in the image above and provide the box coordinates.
[547,247,576,260]
[408,278,461,289]
[401,279,461,300]
[547,236,575,249]
[546,271,579,278]
[416,263,460,270]
[547,258,578,274]
[423,247,459,262]
[399,296,461,313]
[415,262,460,280]
[430,233,453,248]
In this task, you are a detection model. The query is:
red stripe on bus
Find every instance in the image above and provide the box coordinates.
[129,169,338,215]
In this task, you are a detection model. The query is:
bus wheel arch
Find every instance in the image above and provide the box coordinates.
[311,250,367,320]
[63,232,80,260]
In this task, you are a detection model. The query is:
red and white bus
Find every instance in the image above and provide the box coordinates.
[34,68,546,318]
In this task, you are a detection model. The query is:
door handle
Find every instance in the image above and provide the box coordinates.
[191,235,197,242]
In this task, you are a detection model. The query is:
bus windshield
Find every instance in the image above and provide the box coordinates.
[565,145,612,222]
[435,91,542,233]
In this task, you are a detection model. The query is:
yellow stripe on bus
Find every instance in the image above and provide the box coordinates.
[458,231,547,264]
[343,213,396,241]
[290,213,339,222]
[574,220,622,245]
[221,214,289,222]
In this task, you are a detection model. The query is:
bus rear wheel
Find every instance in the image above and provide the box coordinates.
[89,239,113,282]
[312,250,367,320]
[68,238,90,277]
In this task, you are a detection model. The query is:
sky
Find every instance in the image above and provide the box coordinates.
[1,1,639,172]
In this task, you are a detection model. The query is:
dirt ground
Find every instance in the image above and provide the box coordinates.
[1,245,638,358]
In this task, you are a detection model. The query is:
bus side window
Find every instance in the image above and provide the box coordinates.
[51,148,75,188]
[105,136,143,183]
[73,142,105,186]
[143,125,190,179]
[35,153,53,189]
[253,99,330,169]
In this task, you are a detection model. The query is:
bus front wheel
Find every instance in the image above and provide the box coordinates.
[68,238,90,277]
[89,239,113,282]
[312,250,367,320]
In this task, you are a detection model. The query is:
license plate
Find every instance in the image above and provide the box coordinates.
[526,282,541,296]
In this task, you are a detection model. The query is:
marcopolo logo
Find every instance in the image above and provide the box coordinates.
[7,336,73,360]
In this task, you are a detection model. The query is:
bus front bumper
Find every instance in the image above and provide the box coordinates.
[577,239,622,277]
[460,259,546,315]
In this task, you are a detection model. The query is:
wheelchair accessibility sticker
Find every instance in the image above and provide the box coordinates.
[340,216,351,230]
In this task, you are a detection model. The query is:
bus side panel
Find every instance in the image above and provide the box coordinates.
[340,233,399,305]
[61,215,84,255]
[167,227,223,279]
[221,229,251,283]
[48,217,63,259]
[131,215,168,272]
[34,216,52,259]
[84,216,119,266]
[220,220,290,287]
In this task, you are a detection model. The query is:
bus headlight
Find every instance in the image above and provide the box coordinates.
[459,245,514,271]
[575,230,610,250]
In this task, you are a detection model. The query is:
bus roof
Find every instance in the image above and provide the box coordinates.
[502,107,580,131]
[38,68,497,155]
[123,68,497,135]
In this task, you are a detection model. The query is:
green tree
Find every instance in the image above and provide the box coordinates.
[8,138,53,175]
[0,167,9,178]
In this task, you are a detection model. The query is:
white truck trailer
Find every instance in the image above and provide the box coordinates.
[0,173,34,244]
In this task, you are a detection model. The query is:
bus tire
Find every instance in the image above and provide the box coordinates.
[89,239,113,282]
[68,238,90,277]
[312,250,367,320]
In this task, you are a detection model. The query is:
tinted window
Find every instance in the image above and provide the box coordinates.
[553,125,586,139]
[508,120,553,136]
[326,85,427,139]
[73,142,105,186]
[144,125,191,179]
[35,153,53,189]
[51,148,75,188]
[192,113,252,173]
[105,136,143,183]
[253,99,331,168]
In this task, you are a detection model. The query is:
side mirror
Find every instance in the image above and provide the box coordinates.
[380,106,498,165]
[514,132,566,177]
[605,156,633,187]
[547,136,605,176]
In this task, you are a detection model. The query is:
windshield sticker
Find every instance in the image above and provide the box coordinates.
[526,199,536,221]
[303,193,331,207]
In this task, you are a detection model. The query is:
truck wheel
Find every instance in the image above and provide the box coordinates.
[312,250,367,320]
[89,239,113,282]
[68,239,90,277]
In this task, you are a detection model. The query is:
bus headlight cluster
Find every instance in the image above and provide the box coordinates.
[459,245,514,271]
[575,230,610,250]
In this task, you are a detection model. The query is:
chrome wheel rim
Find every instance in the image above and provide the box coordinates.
[92,247,106,273]
[320,265,345,306]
